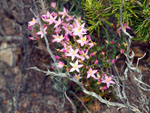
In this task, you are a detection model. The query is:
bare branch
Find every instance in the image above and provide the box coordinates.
[64,92,77,113]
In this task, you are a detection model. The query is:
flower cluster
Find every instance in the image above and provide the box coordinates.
[28,3,115,90]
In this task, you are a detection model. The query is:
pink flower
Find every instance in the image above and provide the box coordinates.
[72,21,87,37]
[54,56,60,59]
[51,12,57,17]
[52,34,64,43]
[87,35,91,41]
[57,61,64,68]
[54,18,62,28]
[54,27,61,34]
[28,18,37,26]
[117,23,131,36]
[74,74,82,81]
[58,8,68,19]
[29,37,35,40]
[120,49,124,54]
[66,15,74,22]
[88,42,94,48]
[60,44,71,54]
[66,48,80,61]
[51,2,56,8]
[87,68,98,79]
[111,59,115,64]
[47,14,57,25]
[110,41,114,44]
[77,36,87,46]
[36,26,47,38]
[94,59,98,65]
[78,49,89,61]
[41,12,57,25]
[64,35,69,42]
[28,26,32,30]
[62,23,72,36]
[90,52,96,57]
[100,86,108,92]
[29,37,39,40]
[70,60,83,73]
[101,75,115,88]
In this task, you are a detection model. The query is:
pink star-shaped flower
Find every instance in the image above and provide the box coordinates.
[54,18,62,28]
[57,61,64,68]
[74,74,82,81]
[72,21,87,37]
[101,75,115,88]
[70,60,83,73]
[79,50,89,61]
[36,26,47,38]
[77,36,87,46]
[87,68,98,79]
[62,23,73,36]
[117,23,131,36]
[66,48,80,61]
[46,14,57,25]
[28,18,37,26]
[52,34,64,43]
[58,8,69,19]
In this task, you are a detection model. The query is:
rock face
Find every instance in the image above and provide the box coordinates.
[0,42,16,66]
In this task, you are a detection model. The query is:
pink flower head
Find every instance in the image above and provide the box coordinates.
[54,18,62,28]
[90,52,96,57]
[47,14,57,25]
[79,51,83,54]
[28,18,37,26]
[88,42,94,48]
[52,34,64,43]
[77,36,87,46]
[62,23,72,36]
[29,37,35,40]
[110,41,114,44]
[100,86,108,92]
[120,49,124,54]
[29,37,39,40]
[87,35,91,41]
[57,61,64,68]
[90,52,94,57]
[51,2,56,8]
[94,59,98,65]
[87,68,98,79]
[51,12,57,17]
[41,12,57,25]
[54,56,60,59]
[70,60,83,73]
[36,26,47,38]
[66,48,80,61]
[66,15,74,22]
[101,75,115,88]
[74,74,82,81]
[28,26,33,30]
[58,8,68,19]
[117,23,131,36]
[54,27,61,34]
[64,35,69,42]
[41,11,50,21]
[96,73,102,81]
[60,44,71,54]
[72,21,87,37]
[78,49,89,61]
[111,59,115,64]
